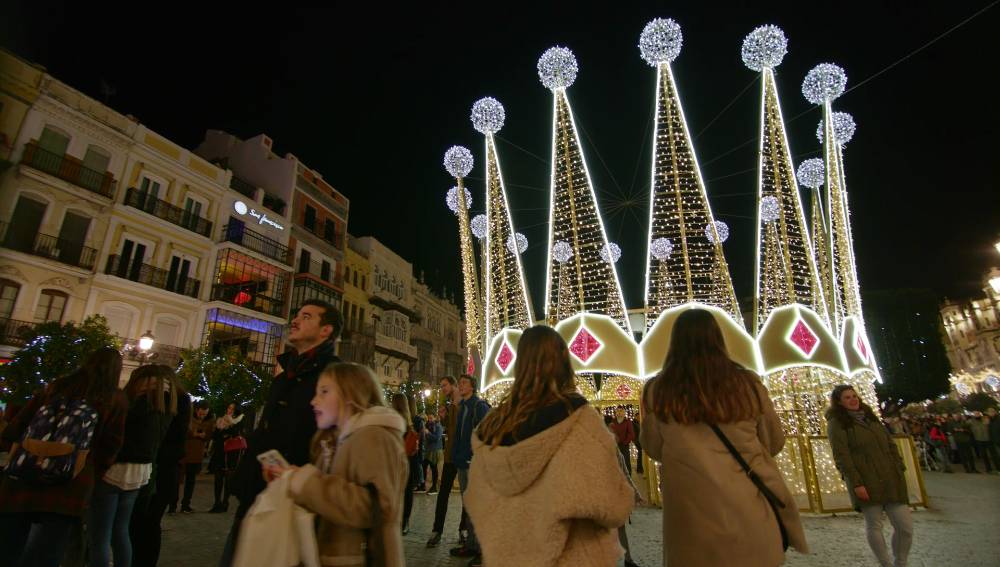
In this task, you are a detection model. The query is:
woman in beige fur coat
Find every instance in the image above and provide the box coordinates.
[465,325,634,567]
[265,363,408,567]
[640,308,808,567]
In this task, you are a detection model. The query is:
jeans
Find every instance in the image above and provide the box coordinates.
[431,461,468,534]
[88,480,140,567]
[956,441,977,472]
[635,442,644,473]
[182,462,202,508]
[131,462,179,567]
[0,512,78,567]
[862,502,913,567]
[456,467,479,553]
[618,443,632,475]
[974,441,999,471]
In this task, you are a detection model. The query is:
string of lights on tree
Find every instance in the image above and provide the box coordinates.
[539,46,631,334]
[639,18,743,328]
[443,145,485,363]
[797,158,831,310]
[473,97,534,344]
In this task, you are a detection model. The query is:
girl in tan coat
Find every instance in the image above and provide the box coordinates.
[466,325,635,567]
[640,308,808,567]
[265,362,408,567]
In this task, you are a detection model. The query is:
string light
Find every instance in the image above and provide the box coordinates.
[537,47,578,90]
[445,186,473,214]
[600,242,622,263]
[802,63,847,105]
[796,158,825,189]
[471,97,506,135]
[639,18,683,66]
[705,221,729,244]
[553,240,573,263]
[741,25,787,71]
[760,195,780,223]
[650,237,673,260]
[443,145,474,178]
[470,214,487,239]
[506,232,528,255]
[816,112,856,146]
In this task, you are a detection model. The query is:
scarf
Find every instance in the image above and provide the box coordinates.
[847,409,867,425]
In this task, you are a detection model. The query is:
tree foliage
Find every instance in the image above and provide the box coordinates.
[0,316,121,403]
[175,346,270,416]
[927,398,962,415]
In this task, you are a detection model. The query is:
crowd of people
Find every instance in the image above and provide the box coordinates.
[886,412,1000,475]
[1,301,996,566]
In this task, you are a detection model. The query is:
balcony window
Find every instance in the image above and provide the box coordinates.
[80,146,111,193]
[304,205,316,232]
[323,219,335,243]
[299,249,312,275]
[0,278,20,318]
[212,249,289,317]
[221,219,292,265]
[204,307,283,370]
[38,126,70,155]
[321,260,331,282]
[35,290,68,323]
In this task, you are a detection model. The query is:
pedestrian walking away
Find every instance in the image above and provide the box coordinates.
[447,374,490,566]
[426,375,470,549]
[827,385,913,567]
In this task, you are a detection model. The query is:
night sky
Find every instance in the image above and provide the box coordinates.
[5,2,998,316]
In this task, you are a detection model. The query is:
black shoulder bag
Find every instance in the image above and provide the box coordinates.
[709,424,790,551]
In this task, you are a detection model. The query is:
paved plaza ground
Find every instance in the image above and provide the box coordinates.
[161,470,999,566]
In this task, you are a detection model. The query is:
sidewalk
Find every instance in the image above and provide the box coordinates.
[161,470,1000,566]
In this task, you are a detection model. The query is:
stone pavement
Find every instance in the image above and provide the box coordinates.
[161,470,1000,566]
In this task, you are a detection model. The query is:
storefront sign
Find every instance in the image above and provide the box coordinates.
[234,201,284,231]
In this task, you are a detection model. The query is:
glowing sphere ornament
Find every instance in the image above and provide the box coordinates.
[639,18,683,66]
[553,240,573,263]
[802,63,847,105]
[796,158,825,189]
[741,25,787,71]
[705,221,729,244]
[760,195,780,223]
[816,112,856,146]
[470,214,487,240]
[538,47,578,90]
[471,97,505,135]
[600,242,622,264]
[443,145,474,178]
[650,237,673,261]
[507,232,528,255]
[445,186,473,214]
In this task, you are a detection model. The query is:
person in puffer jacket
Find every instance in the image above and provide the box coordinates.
[465,326,634,567]
[264,362,407,567]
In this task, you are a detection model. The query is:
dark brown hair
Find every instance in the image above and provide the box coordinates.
[825,384,878,428]
[125,364,184,415]
[643,308,761,425]
[299,299,343,339]
[391,392,413,432]
[46,346,122,404]
[478,325,577,447]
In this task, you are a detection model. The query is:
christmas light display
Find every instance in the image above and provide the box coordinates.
[540,46,632,333]
[600,242,622,264]
[650,237,673,260]
[740,24,788,71]
[816,111,856,146]
[443,146,484,370]
[801,63,847,106]
[704,221,729,244]
[475,97,534,347]
[641,18,743,329]
[470,214,487,239]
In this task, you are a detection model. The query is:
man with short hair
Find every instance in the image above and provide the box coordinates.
[427,376,468,548]
[610,407,636,475]
[219,299,342,567]
[449,374,490,566]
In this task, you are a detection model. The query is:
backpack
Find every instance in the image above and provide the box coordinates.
[5,398,99,485]
[404,430,420,457]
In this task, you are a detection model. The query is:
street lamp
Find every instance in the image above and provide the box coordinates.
[137,331,155,365]
[423,388,432,398]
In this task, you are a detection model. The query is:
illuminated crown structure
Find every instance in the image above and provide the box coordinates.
[442,19,918,513]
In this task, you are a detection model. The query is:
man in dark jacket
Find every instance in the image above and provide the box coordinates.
[219,299,342,567]
[610,407,636,474]
[449,375,490,565]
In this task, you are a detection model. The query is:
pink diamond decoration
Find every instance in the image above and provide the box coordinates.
[569,327,602,363]
[496,342,514,372]
[615,383,632,399]
[788,319,819,357]
[856,334,869,364]
[466,357,476,375]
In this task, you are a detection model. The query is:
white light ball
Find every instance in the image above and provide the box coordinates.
[445,186,473,214]
[553,240,573,263]
[471,97,505,135]
[537,47,578,91]
[760,195,780,223]
[741,25,787,71]
[639,18,683,66]
[816,112,856,146]
[796,158,825,189]
[705,221,729,244]
[600,242,622,264]
[802,63,847,105]
[470,214,487,240]
[443,145,474,178]
[650,237,673,261]
[507,232,528,255]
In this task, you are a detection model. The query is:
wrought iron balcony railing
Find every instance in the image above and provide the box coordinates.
[105,255,201,299]
[21,141,116,198]
[123,187,213,238]
[0,220,98,270]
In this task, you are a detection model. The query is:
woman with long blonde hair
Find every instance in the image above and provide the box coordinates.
[261,362,407,566]
[640,308,807,566]
[465,325,634,566]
